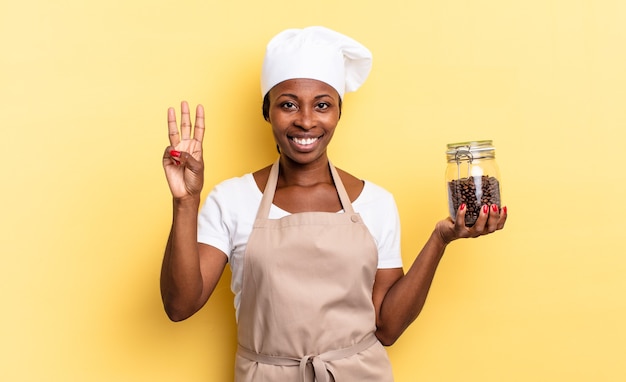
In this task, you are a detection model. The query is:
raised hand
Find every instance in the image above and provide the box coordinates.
[162,101,205,200]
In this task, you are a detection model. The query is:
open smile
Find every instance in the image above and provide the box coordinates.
[290,136,319,145]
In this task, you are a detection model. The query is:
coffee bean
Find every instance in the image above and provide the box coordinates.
[448,175,501,226]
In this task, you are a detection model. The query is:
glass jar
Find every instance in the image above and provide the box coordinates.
[445,140,502,226]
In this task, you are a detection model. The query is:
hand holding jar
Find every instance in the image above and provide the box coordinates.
[437,140,508,243]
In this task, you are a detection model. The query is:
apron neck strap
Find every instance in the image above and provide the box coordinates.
[328,161,355,215]
[256,159,356,220]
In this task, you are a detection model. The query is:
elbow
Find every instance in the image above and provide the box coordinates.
[165,310,191,322]
[161,286,202,322]
[378,336,398,347]
[375,328,401,347]
[162,299,196,322]
[376,317,416,346]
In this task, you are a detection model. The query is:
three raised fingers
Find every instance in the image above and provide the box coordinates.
[167,101,205,146]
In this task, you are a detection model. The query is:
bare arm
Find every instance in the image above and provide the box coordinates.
[159,101,227,321]
[373,204,508,345]
[160,200,228,321]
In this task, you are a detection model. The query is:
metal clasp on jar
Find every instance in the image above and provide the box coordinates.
[454,147,473,180]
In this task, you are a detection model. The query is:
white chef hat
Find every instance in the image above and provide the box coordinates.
[260,26,372,99]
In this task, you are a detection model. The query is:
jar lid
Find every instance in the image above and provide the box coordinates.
[446,140,495,161]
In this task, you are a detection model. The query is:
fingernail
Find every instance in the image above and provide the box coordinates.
[170,150,181,158]
[492,204,499,213]
[503,206,507,214]
[483,205,489,214]
[460,203,466,211]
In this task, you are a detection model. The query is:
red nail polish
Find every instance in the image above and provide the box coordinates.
[503,206,507,214]
[483,205,489,214]
[492,204,499,213]
[460,203,466,211]
[171,150,181,158]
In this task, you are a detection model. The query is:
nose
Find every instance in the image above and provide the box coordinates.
[294,107,315,130]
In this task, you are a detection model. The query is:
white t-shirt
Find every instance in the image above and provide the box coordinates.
[197,173,403,319]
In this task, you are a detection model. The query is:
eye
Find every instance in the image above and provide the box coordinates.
[280,101,297,110]
[316,102,330,110]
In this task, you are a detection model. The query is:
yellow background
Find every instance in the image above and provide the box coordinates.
[2,0,625,381]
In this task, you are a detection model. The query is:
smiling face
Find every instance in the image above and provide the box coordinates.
[266,78,341,166]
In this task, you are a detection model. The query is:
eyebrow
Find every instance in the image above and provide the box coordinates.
[276,93,335,100]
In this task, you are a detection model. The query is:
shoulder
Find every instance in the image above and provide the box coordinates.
[208,172,260,202]
[357,180,397,209]
[213,173,254,190]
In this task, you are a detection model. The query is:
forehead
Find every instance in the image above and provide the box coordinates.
[269,78,339,99]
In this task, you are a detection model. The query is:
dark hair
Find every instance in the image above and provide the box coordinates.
[262,93,271,121]
[262,93,342,121]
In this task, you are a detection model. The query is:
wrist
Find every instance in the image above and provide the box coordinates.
[433,221,453,247]
[173,195,201,211]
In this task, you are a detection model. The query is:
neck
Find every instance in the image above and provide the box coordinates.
[277,154,332,188]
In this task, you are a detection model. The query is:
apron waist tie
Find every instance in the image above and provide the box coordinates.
[237,333,378,382]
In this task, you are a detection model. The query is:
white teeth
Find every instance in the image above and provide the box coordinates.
[292,137,318,145]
